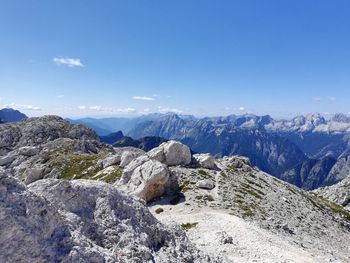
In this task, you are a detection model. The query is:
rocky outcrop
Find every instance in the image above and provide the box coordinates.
[0,175,211,263]
[196,179,215,190]
[193,154,216,169]
[117,155,170,202]
[154,156,350,262]
[314,176,350,211]
[148,141,192,166]
[0,116,99,154]
[281,157,337,190]
[323,155,350,185]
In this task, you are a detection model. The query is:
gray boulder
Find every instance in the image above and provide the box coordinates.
[118,156,170,202]
[196,179,215,190]
[0,175,211,263]
[120,150,144,167]
[18,146,39,157]
[193,153,216,169]
[148,140,191,166]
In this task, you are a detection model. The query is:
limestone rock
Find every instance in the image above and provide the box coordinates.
[0,155,15,166]
[118,156,170,202]
[193,153,216,169]
[0,175,211,263]
[148,140,191,166]
[196,179,215,190]
[18,146,39,157]
[120,150,144,167]
[100,155,121,168]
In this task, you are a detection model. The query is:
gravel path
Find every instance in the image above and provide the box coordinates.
[153,206,322,263]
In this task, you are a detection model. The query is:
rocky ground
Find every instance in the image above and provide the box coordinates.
[1,116,350,262]
[314,176,350,211]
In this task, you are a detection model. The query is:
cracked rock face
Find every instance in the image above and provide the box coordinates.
[117,156,170,202]
[193,154,216,169]
[148,141,192,166]
[0,175,211,263]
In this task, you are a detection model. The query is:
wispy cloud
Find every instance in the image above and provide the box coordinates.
[57,95,64,99]
[157,106,183,114]
[311,96,322,101]
[239,106,246,111]
[3,103,41,111]
[327,96,336,101]
[132,96,155,101]
[78,105,136,114]
[53,57,84,68]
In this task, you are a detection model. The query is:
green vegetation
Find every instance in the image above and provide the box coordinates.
[219,171,227,177]
[97,168,122,184]
[42,150,123,184]
[321,198,350,221]
[198,169,209,176]
[155,208,164,214]
[180,181,192,193]
[239,182,264,199]
[205,194,215,202]
[181,222,198,231]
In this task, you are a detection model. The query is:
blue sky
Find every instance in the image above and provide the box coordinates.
[0,0,349,118]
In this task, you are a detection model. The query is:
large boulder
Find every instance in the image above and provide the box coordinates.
[0,175,211,262]
[117,156,170,202]
[148,140,192,166]
[120,150,144,167]
[193,153,216,169]
[196,179,215,190]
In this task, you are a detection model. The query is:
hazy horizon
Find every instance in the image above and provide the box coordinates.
[1,1,349,118]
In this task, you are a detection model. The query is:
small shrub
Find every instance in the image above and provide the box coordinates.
[181,222,198,231]
[155,208,164,214]
[198,169,209,176]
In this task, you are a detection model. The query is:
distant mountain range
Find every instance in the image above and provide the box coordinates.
[0,108,27,123]
[69,112,350,190]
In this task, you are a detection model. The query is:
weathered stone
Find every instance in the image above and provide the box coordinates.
[193,153,216,169]
[118,158,170,202]
[18,146,39,157]
[148,140,191,166]
[196,179,215,190]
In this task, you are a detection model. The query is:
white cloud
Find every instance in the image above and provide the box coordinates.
[78,105,136,114]
[157,106,183,114]
[53,57,84,68]
[57,95,64,99]
[132,96,155,101]
[327,96,336,101]
[139,108,150,114]
[3,103,41,111]
[239,107,246,111]
[78,105,87,110]
[311,96,322,101]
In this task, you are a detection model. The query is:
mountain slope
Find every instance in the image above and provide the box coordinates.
[128,114,307,177]
[281,157,337,190]
[0,108,27,123]
[113,136,168,151]
[99,131,124,144]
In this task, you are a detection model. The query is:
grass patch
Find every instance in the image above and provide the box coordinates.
[181,222,198,231]
[204,194,215,202]
[99,168,122,184]
[198,169,209,176]
[321,198,350,221]
[155,208,164,214]
[180,181,192,193]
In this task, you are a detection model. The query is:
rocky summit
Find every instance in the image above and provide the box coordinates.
[1,116,350,262]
